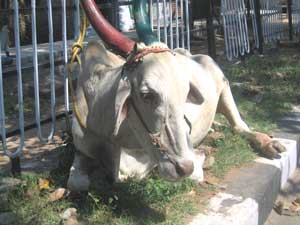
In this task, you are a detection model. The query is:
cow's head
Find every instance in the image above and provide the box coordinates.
[82,0,203,181]
[113,46,203,181]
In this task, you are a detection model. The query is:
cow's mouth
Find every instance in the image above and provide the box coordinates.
[158,155,194,181]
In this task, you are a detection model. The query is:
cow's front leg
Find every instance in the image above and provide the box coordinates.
[67,151,93,192]
[217,80,286,158]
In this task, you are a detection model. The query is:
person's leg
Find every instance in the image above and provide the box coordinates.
[118,0,134,32]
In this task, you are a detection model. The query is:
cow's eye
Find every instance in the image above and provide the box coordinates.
[140,92,155,103]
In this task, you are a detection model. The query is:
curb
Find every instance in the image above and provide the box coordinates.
[189,138,299,225]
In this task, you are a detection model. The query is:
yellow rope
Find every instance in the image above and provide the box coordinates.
[68,5,88,129]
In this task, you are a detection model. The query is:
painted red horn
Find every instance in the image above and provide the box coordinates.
[81,0,135,55]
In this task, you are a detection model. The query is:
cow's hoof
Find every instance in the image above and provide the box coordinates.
[189,150,205,182]
[251,132,286,159]
[262,140,286,159]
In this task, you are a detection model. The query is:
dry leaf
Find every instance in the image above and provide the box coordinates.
[38,178,51,191]
[188,189,196,196]
[49,188,69,202]
[60,208,77,220]
[274,200,300,216]
[293,197,300,205]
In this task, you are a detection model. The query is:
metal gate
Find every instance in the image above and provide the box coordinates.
[221,0,250,60]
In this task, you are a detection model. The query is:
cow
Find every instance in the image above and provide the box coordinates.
[67,0,285,192]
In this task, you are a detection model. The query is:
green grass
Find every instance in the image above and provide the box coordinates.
[221,49,300,132]
[1,48,299,225]
[208,126,256,177]
[0,166,204,225]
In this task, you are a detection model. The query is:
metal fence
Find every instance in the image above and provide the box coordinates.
[221,0,250,60]
[0,0,78,160]
[260,0,285,43]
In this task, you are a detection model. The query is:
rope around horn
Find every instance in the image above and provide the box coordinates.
[68,4,88,130]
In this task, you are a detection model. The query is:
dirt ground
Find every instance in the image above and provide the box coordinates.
[0,118,66,174]
[0,64,69,174]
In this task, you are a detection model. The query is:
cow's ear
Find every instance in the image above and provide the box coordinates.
[113,78,131,136]
[186,81,204,105]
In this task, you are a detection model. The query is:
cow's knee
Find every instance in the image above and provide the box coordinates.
[67,152,92,192]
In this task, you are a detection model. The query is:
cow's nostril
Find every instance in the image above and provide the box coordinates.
[175,159,194,177]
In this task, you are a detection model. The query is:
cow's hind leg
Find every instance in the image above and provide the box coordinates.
[217,81,286,158]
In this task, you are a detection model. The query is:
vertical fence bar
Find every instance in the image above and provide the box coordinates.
[228,0,238,58]
[237,0,245,55]
[169,0,173,49]
[207,0,216,58]
[62,0,70,116]
[254,0,264,53]
[47,0,56,137]
[163,0,168,45]
[150,0,154,30]
[222,0,232,60]
[185,0,190,51]
[156,0,161,41]
[74,0,81,39]
[180,0,184,48]
[250,0,259,49]
[0,0,25,158]
[32,0,55,142]
[231,0,239,58]
[13,0,25,155]
[288,0,293,40]
[175,0,179,47]
[295,0,300,35]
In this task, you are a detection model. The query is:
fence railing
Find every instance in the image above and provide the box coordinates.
[221,0,250,60]
[260,0,286,43]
